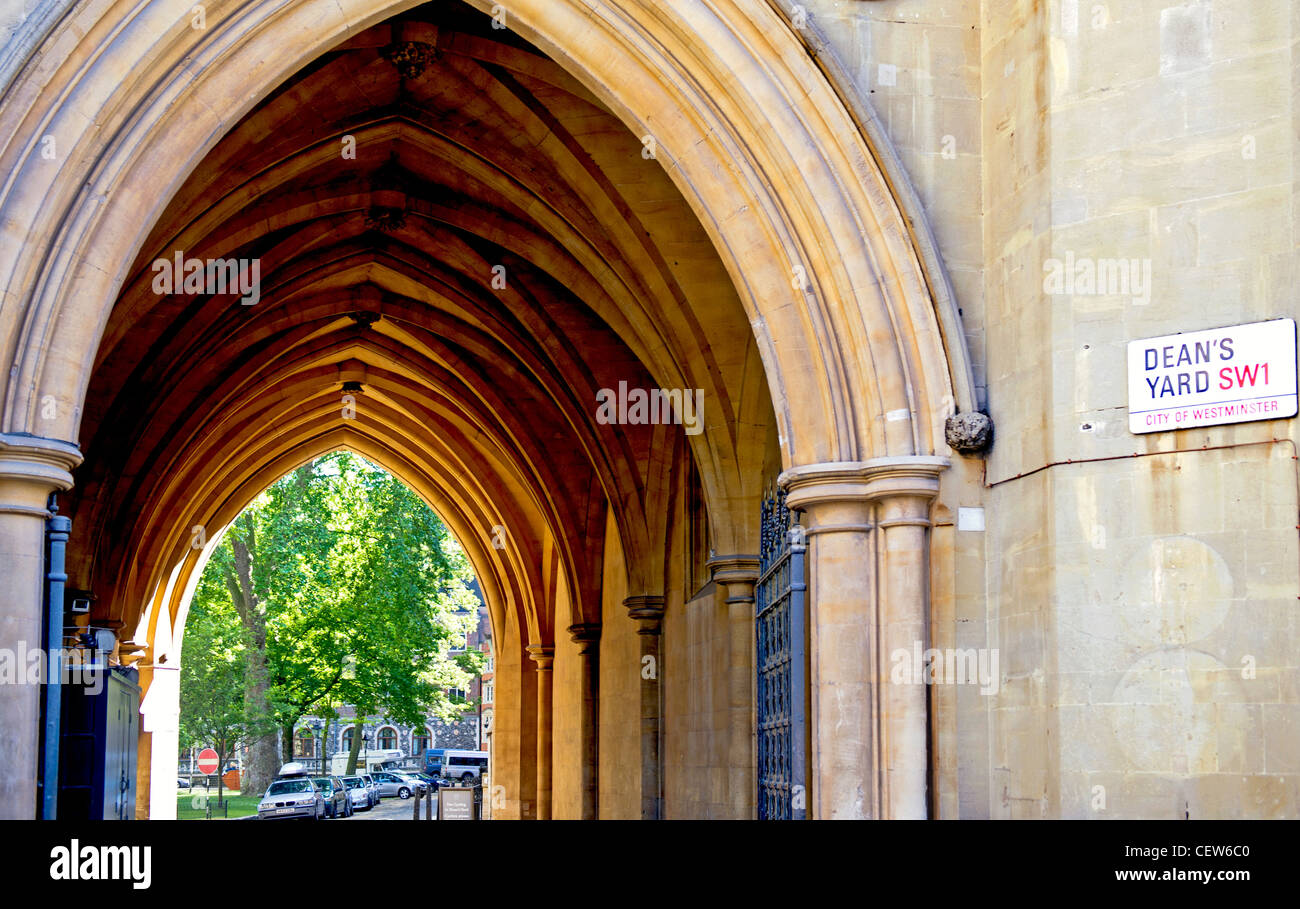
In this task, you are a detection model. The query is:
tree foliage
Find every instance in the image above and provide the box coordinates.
[180,451,483,794]
[178,581,246,765]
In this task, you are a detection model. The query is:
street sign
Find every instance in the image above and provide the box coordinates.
[1127,318,1298,433]
[197,748,219,775]
[438,787,475,820]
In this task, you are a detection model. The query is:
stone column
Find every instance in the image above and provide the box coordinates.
[874,471,945,820]
[525,644,554,820]
[491,634,535,818]
[567,622,600,819]
[707,554,760,819]
[625,595,664,820]
[781,456,946,820]
[0,433,80,819]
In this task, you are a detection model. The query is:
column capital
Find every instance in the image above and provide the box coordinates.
[779,457,948,535]
[705,553,760,582]
[779,456,948,506]
[567,623,602,646]
[624,594,665,635]
[706,554,760,604]
[0,433,82,514]
[525,644,554,670]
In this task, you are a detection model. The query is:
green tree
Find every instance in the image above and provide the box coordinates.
[183,451,482,796]
[178,577,248,808]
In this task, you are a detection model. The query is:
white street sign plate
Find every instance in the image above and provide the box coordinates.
[1127,318,1297,433]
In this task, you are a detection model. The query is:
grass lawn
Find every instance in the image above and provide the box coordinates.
[176,789,261,819]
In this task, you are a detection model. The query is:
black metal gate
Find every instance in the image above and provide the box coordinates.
[756,489,807,819]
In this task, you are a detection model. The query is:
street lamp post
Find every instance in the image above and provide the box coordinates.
[310,719,323,774]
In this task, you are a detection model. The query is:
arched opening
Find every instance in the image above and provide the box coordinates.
[176,448,483,807]
[0,0,967,820]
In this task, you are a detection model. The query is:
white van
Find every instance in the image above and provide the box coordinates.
[329,748,404,776]
[442,749,488,782]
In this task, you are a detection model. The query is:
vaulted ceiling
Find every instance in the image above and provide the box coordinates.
[64,2,773,656]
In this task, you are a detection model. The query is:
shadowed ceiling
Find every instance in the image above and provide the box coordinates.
[65,1,773,656]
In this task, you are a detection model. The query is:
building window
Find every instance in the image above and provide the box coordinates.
[342,726,356,752]
[413,727,431,752]
[294,729,315,758]
[377,726,398,750]
[483,682,493,703]
[448,687,466,702]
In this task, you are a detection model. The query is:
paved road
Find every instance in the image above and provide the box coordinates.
[340,793,438,820]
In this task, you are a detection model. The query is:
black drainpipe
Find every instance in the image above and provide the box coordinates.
[40,494,71,819]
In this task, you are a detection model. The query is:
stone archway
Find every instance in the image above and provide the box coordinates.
[0,0,973,819]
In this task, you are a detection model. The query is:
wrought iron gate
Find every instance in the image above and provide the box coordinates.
[756,489,807,819]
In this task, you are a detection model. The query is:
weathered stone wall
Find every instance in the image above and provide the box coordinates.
[800,0,988,407]
[804,0,1300,817]
[662,582,730,818]
[306,716,479,756]
[2,0,1293,821]
[662,450,734,818]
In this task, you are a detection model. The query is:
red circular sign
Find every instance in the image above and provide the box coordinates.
[197,748,219,774]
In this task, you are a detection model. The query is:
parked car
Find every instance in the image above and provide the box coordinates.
[410,771,440,791]
[177,777,191,789]
[370,770,423,799]
[257,777,325,820]
[441,750,489,783]
[360,773,381,803]
[277,761,311,778]
[312,776,351,818]
[342,776,373,811]
[400,771,429,796]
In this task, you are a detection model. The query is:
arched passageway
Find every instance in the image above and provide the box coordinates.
[0,0,974,819]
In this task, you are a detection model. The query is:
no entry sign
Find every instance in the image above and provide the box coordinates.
[1127,318,1298,433]
[197,748,220,775]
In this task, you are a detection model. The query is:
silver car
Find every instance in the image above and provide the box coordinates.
[342,776,374,811]
[257,777,325,820]
[370,770,424,799]
[398,770,429,797]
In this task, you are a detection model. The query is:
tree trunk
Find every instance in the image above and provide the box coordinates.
[321,715,331,775]
[224,516,278,797]
[346,714,366,774]
[240,647,279,797]
[216,734,228,808]
[280,720,295,766]
[216,750,225,809]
